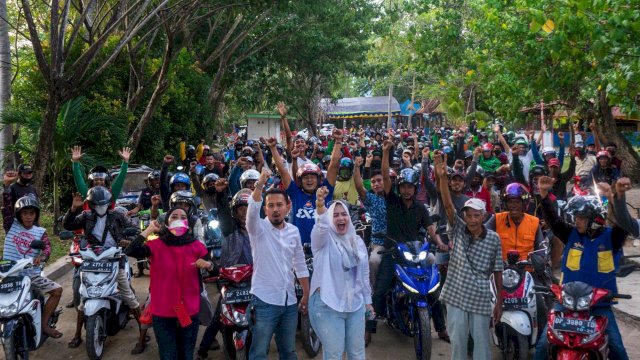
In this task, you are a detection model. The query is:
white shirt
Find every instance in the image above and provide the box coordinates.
[92,216,117,248]
[247,196,309,306]
[310,212,371,312]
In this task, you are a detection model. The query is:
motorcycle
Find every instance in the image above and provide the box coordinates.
[204,208,223,277]
[376,234,441,360]
[218,264,253,360]
[60,230,134,360]
[295,244,321,358]
[537,281,631,359]
[490,249,550,360]
[349,204,371,248]
[0,241,62,360]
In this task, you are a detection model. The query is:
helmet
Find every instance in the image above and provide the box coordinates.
[481,143,493,152]
[442,146,452,154]
[515,137,529,146]
[392,156,401,165]
[474,166,486,179]
[596,150,611,159]
[87,186,113,206]
[412,163,422,172]
[501,183,530,202]
[231,189,252,210]
[316,146,325,153]
[170,190,196,216]
[170,172,191,191]
[464,150,473,159]
[14,195,40,225]
[529,165,548,180]
[88,165,110,187]
[321,155,332,164]
[450,169,466,181]
[397,168,419,187]
[541,147,556,157]
[338,157,354,181]
[147,170,160,180]
[563,195,606,229]
[239,169,260,189]
[297,163,322,179]
[186,145,196,154]
[202,173,219,185]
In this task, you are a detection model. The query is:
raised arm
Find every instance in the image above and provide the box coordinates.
[325,128,343,186]
[190,162,205,199]
[381,140,393,194]
[268,137,291,189]
[111,147,132,199]
[353,156,367,199]
[277,102,294,153]
[71,146,89,197]
[435,154,455,224]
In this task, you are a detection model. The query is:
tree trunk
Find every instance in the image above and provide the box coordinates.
[32,98,61,194]
[597,90,640,181]
[0,0,13,170]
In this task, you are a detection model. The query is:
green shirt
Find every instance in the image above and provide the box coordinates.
[73,161,128,198]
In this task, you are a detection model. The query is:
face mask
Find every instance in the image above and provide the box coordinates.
[168,219,189,236]
[94,204,109,216]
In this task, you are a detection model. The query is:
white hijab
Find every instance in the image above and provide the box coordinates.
[326,200,361,270]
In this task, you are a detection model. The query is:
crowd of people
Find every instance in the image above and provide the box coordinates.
[1,100,639,360]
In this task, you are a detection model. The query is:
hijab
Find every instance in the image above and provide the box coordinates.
[160,207,197,246]
[325,200,361,270]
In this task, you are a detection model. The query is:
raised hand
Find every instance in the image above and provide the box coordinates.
[118,147,133,163]
[365,153,373,166]
[615,177,632,195]
[290,147,301,159]
[259,167,271,184]
[276,101,287,118]
[422,147,430,159]
[316,186,329,203]
[332,128,343,141]
[163,155,174,164]
[493,124,501,134]
[597,182,613,200]
[382,140,393,152]
[433,153,447,178]
[3,170,18,187]
[151,195,161,207]
[71,192,84,211]
[71,146,84,162]
[538,176,555,193]
[355,156,363,167]
[557,131,565,140]
[267,137,278,148]
[214,179,228,193]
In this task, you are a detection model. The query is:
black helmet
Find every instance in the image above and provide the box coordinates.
[322,155,332,164]
[87,186,113,206]
[186,145,196,155]
[397,168,419,187]
[231,189,252,210]
[147,170,160,180]
[563,195,606,229]
[474,166,486,179]
[202,173,219,186]
[169,190,196,217]
[529,165,549,184]
[14,195,40,225]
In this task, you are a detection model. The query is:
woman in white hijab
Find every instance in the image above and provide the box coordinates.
[308,186,373,360]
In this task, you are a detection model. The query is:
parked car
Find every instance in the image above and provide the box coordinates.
[319,123,335,136]
[109,164,154,210]
[296,128,310,139]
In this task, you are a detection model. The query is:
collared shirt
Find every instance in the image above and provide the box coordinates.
[441,215,503,316]
[363,192,386,246]
[246,196,309,306]
[385,191,432,245]
[575,155,597,176]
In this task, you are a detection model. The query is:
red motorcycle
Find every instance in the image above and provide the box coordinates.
[218,264,253,360]
[540,281,631,359]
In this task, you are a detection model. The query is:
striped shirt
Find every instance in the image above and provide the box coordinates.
[2,222,50,277]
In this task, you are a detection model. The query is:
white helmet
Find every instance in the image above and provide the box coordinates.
[239,169,260,189]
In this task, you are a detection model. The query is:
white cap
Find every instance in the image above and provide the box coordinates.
[462,198,486,211]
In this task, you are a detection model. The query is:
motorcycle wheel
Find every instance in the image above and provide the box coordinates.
[301,314,321,357]
[85,314,105,360]
[2,334,19,360]
[221,328,235,360]
[515,333,529,360]
[413,308,432,360]
[236,347,247,360]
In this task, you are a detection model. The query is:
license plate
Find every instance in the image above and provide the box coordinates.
[503,297,529,309]
[82,261,115,273]
[0,277,22,294]
[552,317,597,335]
[224,288,252,304]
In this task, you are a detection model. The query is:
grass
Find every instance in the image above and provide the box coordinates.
[0,210,69,264]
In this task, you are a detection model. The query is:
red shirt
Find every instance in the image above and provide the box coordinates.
[147,238,207,317]
[465,186,493,214]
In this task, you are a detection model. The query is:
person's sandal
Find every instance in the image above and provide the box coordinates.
[438,331,450,343]
[44,327,63,339]
[68,337,83,348]
[131,342,146,355]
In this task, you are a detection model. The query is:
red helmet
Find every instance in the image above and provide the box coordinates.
[297,163,322,179]
[402,132,410,139]
[481,143,493,152]
[596,150,611,159]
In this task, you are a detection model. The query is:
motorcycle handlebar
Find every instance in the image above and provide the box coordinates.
[615,294,632,300]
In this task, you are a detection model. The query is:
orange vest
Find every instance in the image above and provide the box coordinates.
[495,212,539,262]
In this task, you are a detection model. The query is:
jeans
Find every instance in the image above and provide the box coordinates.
[308,291,365,360]
[368,244,385,290]
[446,304,491,360]
[533,305,628,360]
[198,297,222,356]
[248,296,299,360]
[152,315,199,360]
[370,254,446,333]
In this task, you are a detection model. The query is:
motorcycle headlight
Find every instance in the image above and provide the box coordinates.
[402,282,419,294]
[208,220,220,229]
[86,286,103,298]
[0,303,19,317]
[576,293,593,311]
[418,251,427,261]
[562,291,575,309]
[403,251,414,262]
[502,269,521,288]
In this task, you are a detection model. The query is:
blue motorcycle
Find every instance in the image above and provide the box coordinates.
[377,236,441,360]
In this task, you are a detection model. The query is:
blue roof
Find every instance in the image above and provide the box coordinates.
[400,99,421,117]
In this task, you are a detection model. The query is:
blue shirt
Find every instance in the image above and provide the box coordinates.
[363,192,386,246]
[286,179,334,245]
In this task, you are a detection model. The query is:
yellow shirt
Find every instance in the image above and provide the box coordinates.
[333,178,359,205]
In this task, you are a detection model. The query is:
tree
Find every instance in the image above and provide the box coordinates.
[0,0,12,169]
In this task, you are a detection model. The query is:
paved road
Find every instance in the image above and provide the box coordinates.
[27,270,640,360]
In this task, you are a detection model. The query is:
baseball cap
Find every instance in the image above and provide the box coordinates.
[17,164,33,173]
[462,198,486,211]
[548,158,561,168]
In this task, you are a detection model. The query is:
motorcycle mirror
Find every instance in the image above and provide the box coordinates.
[58,230,75,240]
[123,228,140,237]
[30,240,45,250]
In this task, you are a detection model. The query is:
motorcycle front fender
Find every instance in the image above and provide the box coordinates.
[83,299,110,316]
[501,311,532,336]
[0,318,19,338]
[234,329,249,350]
[556,348,589,360]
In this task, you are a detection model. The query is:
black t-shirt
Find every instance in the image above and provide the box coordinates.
[137,187,159,210]
[385,191,432,246]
